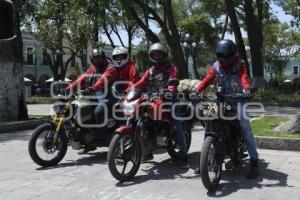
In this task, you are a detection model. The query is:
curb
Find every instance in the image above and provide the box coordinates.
[26,102,54,105]
[0,119,50,133]
[263,103,300,107]
[255,136,300,152]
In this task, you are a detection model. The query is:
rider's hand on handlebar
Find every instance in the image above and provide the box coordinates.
[242,89,252,98]
[83,87,93,95]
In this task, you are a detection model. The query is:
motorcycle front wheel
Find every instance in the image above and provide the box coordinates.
[200,136,222,192]
[108,132,142,182]
[28,123,68,167]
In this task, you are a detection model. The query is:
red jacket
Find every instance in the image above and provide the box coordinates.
[131,62,177,93]
[66,60,118,92]
[196,58,251,92]
[115,60,140,90]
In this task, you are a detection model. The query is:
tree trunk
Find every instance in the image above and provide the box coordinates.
[244,0,265,87]
[225,0,250,77]
[0,0,28,121]
[221,15,229,40]
[123,1,160,43]
[192,51,200,79]
[0,0,28,122]
[128,29,133,59]
[111,25,125,47]
[62,54,76,79]
[103,19,115,48]
[163,0,188,78]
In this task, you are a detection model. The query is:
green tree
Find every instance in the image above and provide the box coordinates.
[264,19,300,79]
[275,0,300,27]
[23,0,96,79]
[120,0,188,78]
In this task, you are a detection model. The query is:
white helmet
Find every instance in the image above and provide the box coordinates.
[112,47,129,68]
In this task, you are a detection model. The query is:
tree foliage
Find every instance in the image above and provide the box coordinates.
[264,18,300,78]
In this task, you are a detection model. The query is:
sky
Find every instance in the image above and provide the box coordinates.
[101,3,294,47]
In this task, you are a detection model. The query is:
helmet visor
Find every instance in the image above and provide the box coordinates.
[216,52,235,58]
[150,51,165,61]
[91,55,105,66]
[112,54,127,62]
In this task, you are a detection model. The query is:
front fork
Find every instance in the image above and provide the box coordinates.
[51,101,70,144]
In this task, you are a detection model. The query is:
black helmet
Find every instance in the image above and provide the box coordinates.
[215,39,237,58]
[90,48,106,61]
[149,42,168,65]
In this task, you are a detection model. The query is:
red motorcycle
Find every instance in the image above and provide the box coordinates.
[107,80,192,182]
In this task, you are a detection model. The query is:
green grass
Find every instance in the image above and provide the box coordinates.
[26,96,54,104]
[252,89,300,104]
[251,116,300,138]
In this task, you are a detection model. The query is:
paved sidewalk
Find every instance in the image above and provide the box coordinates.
[0,127,299,200]
[27,104,53,116]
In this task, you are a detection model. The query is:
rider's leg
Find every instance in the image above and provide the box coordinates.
[78,103,107,155]
[94,103,109,130]
[239,103,259,160]
[172,101,188,154]
[171,100,188,167]
[239,103,260,179]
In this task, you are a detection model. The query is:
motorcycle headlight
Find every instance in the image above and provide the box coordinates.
[123,100,139,115]
[123,103,135,115]
[52,102,64,113]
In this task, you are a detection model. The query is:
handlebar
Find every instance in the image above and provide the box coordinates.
[191,92,254,103]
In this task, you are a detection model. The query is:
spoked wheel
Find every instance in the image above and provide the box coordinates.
[200,136,222,192]
[108,132,141,182]
[28,123,68,167]
[167,122,192,160]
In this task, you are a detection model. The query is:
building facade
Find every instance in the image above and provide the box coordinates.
[22,31,115,86]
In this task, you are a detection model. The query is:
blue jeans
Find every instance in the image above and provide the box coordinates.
[171,98,188,154]
[94,91,117,130]
[238,103,259,160]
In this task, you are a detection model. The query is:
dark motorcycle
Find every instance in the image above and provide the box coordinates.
[107,80,193,182]
[193,88,254,191]
[28,89,123,167]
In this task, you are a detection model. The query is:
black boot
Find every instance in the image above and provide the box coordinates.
[246,159,260,179]
[78,145,97,155]
[194,167,200,174]
[142,153,154,163]
[179,153,189,169]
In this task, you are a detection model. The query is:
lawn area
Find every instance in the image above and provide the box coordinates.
[26,96,54,104]
[252,89,300,104]
[251,116,300,138]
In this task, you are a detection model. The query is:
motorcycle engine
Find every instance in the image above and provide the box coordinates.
[154,127,169,147]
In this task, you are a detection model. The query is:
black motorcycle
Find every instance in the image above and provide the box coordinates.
[192,88,254,191]
[28,89,123,167]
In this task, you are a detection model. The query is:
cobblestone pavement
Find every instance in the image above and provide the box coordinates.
[0,127,300,200]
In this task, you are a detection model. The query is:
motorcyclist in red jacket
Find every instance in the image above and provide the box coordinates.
[195,40,259,179]
[130,43,189,167]
[111,46,140,92]
[66,48,118,154]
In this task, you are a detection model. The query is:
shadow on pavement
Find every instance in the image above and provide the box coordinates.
[116,151,200,187]
[35,151,108,170]
[207,159,291,197]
